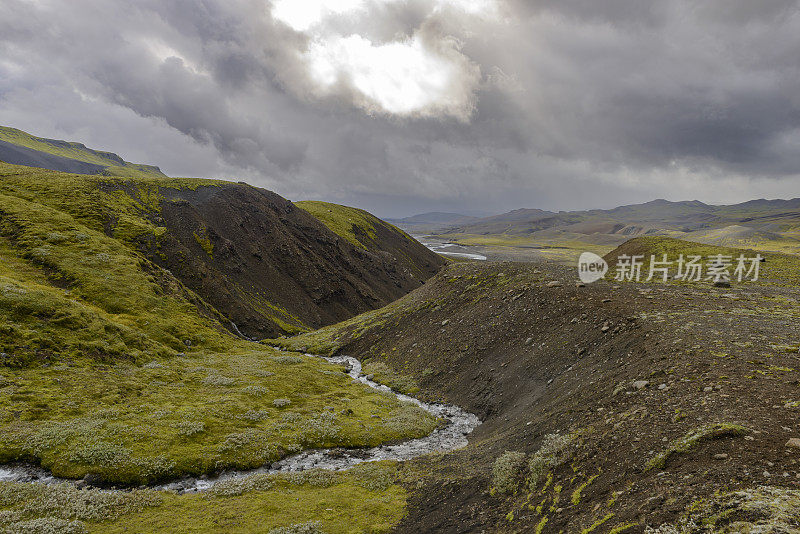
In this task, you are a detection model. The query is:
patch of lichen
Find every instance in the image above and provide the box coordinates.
[648,486,800,532]
[193,226,213,258]
[645,423,749,471]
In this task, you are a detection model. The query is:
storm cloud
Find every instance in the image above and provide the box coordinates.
[1,0,799,216]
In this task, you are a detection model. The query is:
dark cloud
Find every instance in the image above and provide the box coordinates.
[1,0,799,217]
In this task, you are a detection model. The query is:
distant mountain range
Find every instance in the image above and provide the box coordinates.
[394,198,800,254]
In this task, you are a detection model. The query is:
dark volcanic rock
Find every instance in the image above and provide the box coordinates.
[143,183,443,338]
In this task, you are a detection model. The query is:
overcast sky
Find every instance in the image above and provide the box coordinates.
[1,0,799,217]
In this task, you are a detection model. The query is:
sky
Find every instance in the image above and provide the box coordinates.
[1,0,799,218]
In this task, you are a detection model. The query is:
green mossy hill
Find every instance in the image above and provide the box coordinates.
[0,126,168,179]
[605,236,800,286]
[1,162,443,343]
[296,200,446,279]
[0,162,231,365]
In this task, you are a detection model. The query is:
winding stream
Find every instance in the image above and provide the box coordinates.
[0,355,480,493]
[414,236,488,261]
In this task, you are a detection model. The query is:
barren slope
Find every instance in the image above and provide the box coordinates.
[272,239,800,532]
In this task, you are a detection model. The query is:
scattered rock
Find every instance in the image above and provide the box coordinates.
[786,438,800,449]
[703,386,714,393]
[658,383,667,390]
[525,337,533,345]
[601,324,610,332]
[575,282,586,288]
[633,380,649,390]
[441,319,449,326]
[546,281,562,288]
[602,298,612,303]
[714,280,731,288]
[714,453,729,460]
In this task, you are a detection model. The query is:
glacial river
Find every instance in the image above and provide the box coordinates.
[414,236,488,260]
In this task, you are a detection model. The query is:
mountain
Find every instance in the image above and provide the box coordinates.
[0,161,442,339]
[392,212,475,224]
[0,125,167,179]
[386,212,480,235]
[441,198,800,236]
[430,198,800,262]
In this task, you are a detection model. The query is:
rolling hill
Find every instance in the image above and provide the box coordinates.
[0,160,443,339]
[0,125,167,179]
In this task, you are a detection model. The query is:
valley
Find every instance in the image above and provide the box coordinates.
[1,129,800,532]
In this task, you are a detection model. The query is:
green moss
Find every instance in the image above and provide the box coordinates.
[363,362,420,395]
[582,513,614,533]
[0,350,437,485]
[0,463,407,533]
[193,227,213,258]
[608,523,637,533]
[295,200,379,249]
[653,486,800,532]
[645,423,749,471]
[571,472,599,505]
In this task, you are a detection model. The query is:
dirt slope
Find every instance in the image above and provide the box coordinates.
[152,184,443,338]
[272,243,800,532]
